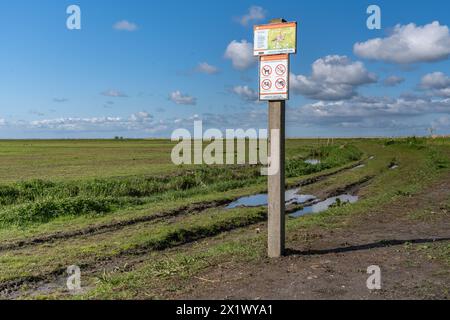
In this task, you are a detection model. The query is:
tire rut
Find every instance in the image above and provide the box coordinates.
[0,174,372,298]
[0,159,367,252]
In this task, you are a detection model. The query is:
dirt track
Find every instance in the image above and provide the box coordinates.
[0,160,365,253]
[177,174,450,300]
[0,164,369,298]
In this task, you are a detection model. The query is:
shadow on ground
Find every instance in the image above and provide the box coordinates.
[286,237,450,256]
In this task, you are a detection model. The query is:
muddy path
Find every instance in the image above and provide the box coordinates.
[0,159,367,253]
[0,199,230,252]
[175,174,450,300]
[0,173,372,298]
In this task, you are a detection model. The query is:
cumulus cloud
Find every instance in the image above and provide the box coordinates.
[231,85,258,102]
[169,91,197,105]
[236,6,266,26]
[1,110,264,137]
[420,72,450,97]
[130,111,153,122]
[27,111,158,132]
[354,21,450,64]
[224,40,257,70]
[289,95,450,128]
[383,76,405,87]
[196,62,219,74]
[30,116,121,130]
[290,55,377,100]
[101,90,128,98]
[168,111,267,133]
[113,20,138,31]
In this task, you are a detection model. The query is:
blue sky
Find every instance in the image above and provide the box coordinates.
[0,0,450,138]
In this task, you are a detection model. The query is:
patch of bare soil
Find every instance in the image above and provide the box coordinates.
[176,175,450,300]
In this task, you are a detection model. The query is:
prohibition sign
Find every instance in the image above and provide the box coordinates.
[261,79,272,90]
[261,65,272,77]
[275,78,286,90]
[275,64,286,76]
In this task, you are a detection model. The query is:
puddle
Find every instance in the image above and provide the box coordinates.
[226,189,316,209]
[352,164,365,170]
[226,194,268,208]
[369,156,375,160]
[289,194,359,218]
[304,159,321,165]
[390,165,399,170]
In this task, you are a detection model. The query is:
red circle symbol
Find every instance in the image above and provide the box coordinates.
[261,79,272,90]
[261,65,272,77]
[275,78,286,89]
[275,64,286,75]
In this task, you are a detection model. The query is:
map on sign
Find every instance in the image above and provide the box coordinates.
[254,22,297,56]
[259,54,289,101]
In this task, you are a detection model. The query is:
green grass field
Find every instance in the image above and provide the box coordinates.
[0,137,448,299]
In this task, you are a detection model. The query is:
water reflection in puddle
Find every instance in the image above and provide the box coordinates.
[285,189,316,205]
[352,164,365,170]
[289,194,358,218]
[226,186,359,218]
[226,193,268,208]
[226,189,316,209]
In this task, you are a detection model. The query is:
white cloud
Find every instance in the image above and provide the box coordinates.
[169,91,197,105]
[113,20,138,31]
[167,111,267,133]
[420,72,450,88]
[196,62,219,74]
[383,76,405,87]
[26,111,158,132]
[224,40,257,70]
[290,74,356,101]
[310,55,377,85]
[290,55,377,100]
[354,21,450,64]
[231,85,258,102]
[130,111,153,122]
[101,90,128,98]
[236,6,266,26]
[420,72,450,97]
[289,95,450,129]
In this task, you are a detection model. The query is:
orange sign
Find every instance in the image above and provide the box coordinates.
[254,22,297,56]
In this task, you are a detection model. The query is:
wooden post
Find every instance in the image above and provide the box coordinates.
[266,17,287,258]
[268,100,285,258]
